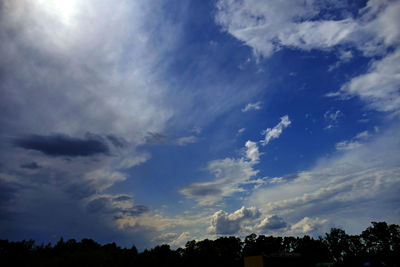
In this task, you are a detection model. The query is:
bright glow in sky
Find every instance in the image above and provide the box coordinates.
[0,0,399,250]
[36,0,79,25]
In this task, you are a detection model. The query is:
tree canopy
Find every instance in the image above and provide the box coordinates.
[1,221,399,267]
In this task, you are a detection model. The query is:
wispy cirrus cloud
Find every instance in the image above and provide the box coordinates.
[335,130,370,151]
[337,49,400,114]
[176,136,198,146]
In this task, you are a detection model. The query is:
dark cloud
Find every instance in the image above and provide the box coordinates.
[65,183,97,200]
[0,180,22,221]
[282,173,299,182]
[106,135,127,148]
[0,181,18,207]
[86,196,150,217]
[124,205,150,216]
[87,197,109,213]
[113,195,133,202]
[13,134,109,157]
[210,207,261,235]
[144,132,167,144]
[20,162,41,169]
[181,184,222,197]
[213,216,241,235]
[258,215,287,231]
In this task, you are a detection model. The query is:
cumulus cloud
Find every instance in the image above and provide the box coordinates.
[260,115,291,146]
[247,124,400,235]
[242,101,262,112]
[245,140,261,163]
[208,206,261,235]
[289,217,328,236]
[255,215,287,231]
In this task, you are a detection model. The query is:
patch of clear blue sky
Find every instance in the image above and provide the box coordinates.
[107,0,383,210]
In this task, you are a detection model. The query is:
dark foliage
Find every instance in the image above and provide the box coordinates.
[0,222,399,267]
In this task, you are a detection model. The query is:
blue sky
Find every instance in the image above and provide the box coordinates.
[1,0,399,250]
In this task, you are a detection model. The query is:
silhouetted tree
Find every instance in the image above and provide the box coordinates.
[324,228,348,262]
[283,236,297,253]
[243,233,258,256]
[1,222,399,267]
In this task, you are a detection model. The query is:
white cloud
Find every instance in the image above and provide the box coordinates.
[245,140,261,163]
[118,153,151,169]
[247,123,400,235]
[289,217,328,236]
[152,232,177,244]
[338,48,400,114]
[335,140,362,151]
[339,50,353,62]
[84,169,127,192]
[335,130,370,151]
[180,156,259,206]
[324,110,343,122]
[208,206,260,235]
[216,0,400,115]
[215,0,400,58]
[0,0,175,141]
[242,101,262,112]
[151,231,191,247]
[0,0,186,249]
[181,116,291,205]
[170,232,191,247]
[323,110,343,129]
[176,136,198,146]
[238,128,246,134]
[0,0,179,211]
[261,115,291,146]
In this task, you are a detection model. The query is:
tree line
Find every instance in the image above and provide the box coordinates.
[1,221,399,267]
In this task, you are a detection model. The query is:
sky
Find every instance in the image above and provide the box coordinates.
[0,0,399,250]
